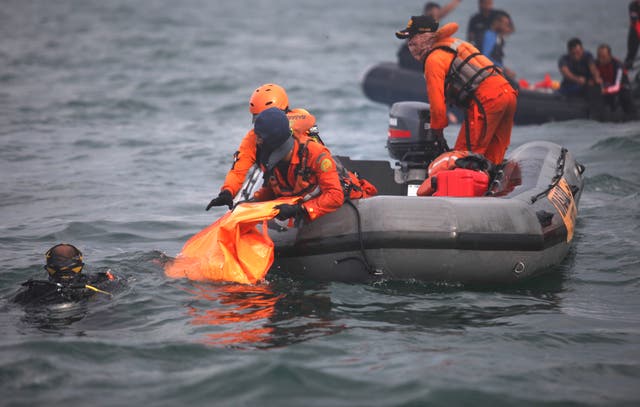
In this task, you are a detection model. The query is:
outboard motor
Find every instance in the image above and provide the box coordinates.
[387,101,446,195]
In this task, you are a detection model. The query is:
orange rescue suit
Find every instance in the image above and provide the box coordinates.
[253,138,344,221]
[424,36,518,165]
[221,108,316,197]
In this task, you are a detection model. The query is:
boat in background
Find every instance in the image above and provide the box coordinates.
[362,61,639,125]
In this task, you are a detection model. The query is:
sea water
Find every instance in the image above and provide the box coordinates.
[1,0,639,405]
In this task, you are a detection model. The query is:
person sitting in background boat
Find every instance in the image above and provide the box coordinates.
[396,15,517,165]
[467,0,514,48]
[624,0,640,69]
[250,108,345,223]
[558,38,603,97]
[205,83,319,211]
[596,44,637,119]
[558,38,605,119]
[398,1,462,71]
[13,244,119,306]
[480,10,516,81]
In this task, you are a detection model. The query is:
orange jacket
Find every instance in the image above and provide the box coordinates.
[253,138,344,221]
[424,37,507,130]
[221,108,316,196]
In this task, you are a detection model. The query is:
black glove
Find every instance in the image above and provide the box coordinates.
[206,190,233,211]
[429,128,450,152]
[274,203,304,221]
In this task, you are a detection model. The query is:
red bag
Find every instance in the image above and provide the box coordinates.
[432,168,489,197]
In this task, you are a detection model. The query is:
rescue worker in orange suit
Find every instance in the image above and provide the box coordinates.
[624,0,640,69]
[396,15,518,165]
[206,83,319,210]
[251,107,344,222]
[206,84,375,211]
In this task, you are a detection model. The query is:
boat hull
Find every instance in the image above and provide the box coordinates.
[268,141,584,284]
[361,61,638,125]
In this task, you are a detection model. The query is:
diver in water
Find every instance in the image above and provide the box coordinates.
[13,243,122,306]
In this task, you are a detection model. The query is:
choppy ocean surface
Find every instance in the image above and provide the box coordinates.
[1,0,639,405]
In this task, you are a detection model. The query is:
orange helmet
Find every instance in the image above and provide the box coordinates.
[249,83,289,115]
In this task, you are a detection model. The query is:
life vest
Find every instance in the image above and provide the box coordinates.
[334,157,378,200]
[262,139,376,202]
[287,117,375,199]
[222,108,319,197]
[291,119,376,199]
[426,37,500,106]
[245,106,375,204]
[262,139,316,199]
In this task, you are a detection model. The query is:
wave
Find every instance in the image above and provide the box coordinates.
[136,77,238,98]
[63,98,160,116]
[590,133,640,153]
[72,139,111,149]
[27,220,196,246]
[583,174,640,195]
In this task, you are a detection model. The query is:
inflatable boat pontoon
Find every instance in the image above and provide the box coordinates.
[239,102,585,284]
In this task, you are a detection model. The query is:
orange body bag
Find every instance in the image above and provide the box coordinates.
[164,197,299,284]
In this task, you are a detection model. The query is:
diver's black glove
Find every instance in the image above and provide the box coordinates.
[206,190,233,211]
[274,203,304,221]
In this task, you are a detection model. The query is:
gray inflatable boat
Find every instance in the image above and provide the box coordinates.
[242,102,585,284]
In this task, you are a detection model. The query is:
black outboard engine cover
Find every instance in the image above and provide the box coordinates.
[387,101,432,165]
[387,101,442,195]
